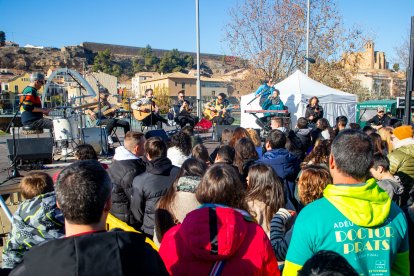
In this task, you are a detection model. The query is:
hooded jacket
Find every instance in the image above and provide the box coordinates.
[131,157,179,237]
[108,146,146,228]
[388,142,414,207]
[10,230,168,276]
[284,179,409,276]
[2,192,64,269]
[159,205,280,275]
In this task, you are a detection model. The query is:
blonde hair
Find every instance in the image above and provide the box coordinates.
[246,128,261,147]
[378,127,394,153]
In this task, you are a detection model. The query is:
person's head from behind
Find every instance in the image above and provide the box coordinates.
[229,127,250,147]
[246,163,284,227]
[349,123,361,130]
[362,125,376,135]
[270,117,284,130]
[265,129,286,150]
[378,126,393,152]
[20,172,54,200]
[234,138,259,174]
[298,165,332,205]
[330,129,373,183]
[124,131,145,157]
[369,132,385,154]
[145,137,167,161]
[246,128,261,147]
[55,160,112,226]
[296,117,308,130]
[298,250,358,276]
[336,116,348,130]
[303,139,332,167]
[74,144,98,161]
[221,128,234,145]
[196,164,247,210]
[180,125,194,136]
[370,153,391,180]
[192,144,210,165]
[171,131,192,156]
[215,145,235,164]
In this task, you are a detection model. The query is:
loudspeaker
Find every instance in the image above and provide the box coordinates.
[7,138,54,164]
[214,125,240,142]
[145,129,170,142]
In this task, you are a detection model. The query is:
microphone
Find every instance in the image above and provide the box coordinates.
[149,96,157,100]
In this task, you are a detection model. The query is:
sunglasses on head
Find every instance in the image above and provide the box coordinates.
[378,111,384,113]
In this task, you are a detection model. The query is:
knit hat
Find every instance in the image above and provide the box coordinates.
[393,125,413,140]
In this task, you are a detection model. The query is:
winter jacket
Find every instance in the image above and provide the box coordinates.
[388,143,414,207]
[294,128,312,155]
[167,146,190,168]
[304,104,323,124]
[159,204,280,275]
[2,192,64,269]
[284,179,409,275]
[10,230,168,276]
[377,176,404,204]
[108,146,146,228]
[131,157,179,237]
[154,176,202,245]
[259,149,300,210]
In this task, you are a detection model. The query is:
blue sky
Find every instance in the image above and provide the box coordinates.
[0,0,412,63]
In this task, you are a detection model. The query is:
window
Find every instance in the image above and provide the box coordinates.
[14,85,18,93]
[182,83,185,89]
[175,82,177,86]
[5,84,8,91]
[212,91,216,97]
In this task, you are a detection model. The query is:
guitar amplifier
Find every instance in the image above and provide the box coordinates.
[7,138,54,165]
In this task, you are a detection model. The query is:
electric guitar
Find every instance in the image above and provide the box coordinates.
[132,103,156,121]
[203,104,239,121]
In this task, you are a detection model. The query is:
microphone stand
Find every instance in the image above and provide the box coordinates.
[5,94,28,180]
[247,85,271,105]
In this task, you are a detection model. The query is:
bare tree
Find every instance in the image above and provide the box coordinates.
[394,31,410,70]
[225,0,369,94]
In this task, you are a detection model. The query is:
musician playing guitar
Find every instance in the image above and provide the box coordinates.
[131,88,169,128]
[86,87,130,144]
[174,90,199,128]
[204,93,235,125]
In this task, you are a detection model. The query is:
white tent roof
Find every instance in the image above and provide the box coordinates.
[240,70,357,128]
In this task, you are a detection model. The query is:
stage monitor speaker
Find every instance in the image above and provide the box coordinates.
[7,137,54,164]
[145,129,170,142]
[214,125,240,142]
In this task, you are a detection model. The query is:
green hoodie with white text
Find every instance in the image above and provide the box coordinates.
[284,178,409,276]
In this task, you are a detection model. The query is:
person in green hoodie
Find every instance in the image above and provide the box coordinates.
[284,129,409,276]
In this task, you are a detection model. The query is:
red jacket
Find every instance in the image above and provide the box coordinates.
[159,205,279,275]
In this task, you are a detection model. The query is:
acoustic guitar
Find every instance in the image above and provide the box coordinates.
[133,104,156,121]
[86,105,120,127]
[203,104,239,121]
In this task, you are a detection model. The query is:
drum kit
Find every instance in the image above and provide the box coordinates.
[51,98,115,155]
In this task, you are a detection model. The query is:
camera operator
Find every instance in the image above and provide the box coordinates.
[305,96,324,124]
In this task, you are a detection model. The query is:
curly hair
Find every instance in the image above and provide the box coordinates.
[170,131,192,156]
[303,139,332,167]
[298,165,332,205]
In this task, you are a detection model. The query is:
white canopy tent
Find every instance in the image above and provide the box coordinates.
[240,70,357,128]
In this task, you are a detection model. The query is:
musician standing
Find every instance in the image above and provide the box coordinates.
[131,88,169,128]
[304,96,324,124]
[254,79,275,107]
[175,90,199,128]
[205,93,235,125]
[20,72,52,130]
[86,87,130,144]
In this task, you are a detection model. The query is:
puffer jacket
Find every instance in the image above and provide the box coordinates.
[130,157,179,237]
[159,204,279,275]
[259,149,300,210]
[108,146,146,228]
[2,192,64,269]
[388,143,414,207]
